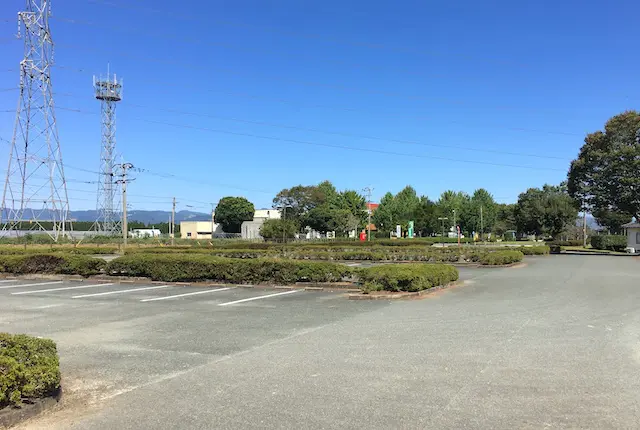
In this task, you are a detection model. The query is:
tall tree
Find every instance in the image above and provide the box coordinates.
[494,203,517,237]
[414,196,438,236]
[371,186,421,234]
[436,191,470,231]
[461,189,498,236]
[214,197,255,233]
[568,110,640,221]
[273,185,317,226]
[515,184,578,238]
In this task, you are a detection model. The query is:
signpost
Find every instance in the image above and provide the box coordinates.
[408,221,414,238]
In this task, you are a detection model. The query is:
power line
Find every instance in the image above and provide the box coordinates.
[51,40,577,116]
[50,91,571,161]
[56,105,567,172]
[47,65,585,137]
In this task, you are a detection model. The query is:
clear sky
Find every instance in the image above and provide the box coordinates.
[0,0,638,213]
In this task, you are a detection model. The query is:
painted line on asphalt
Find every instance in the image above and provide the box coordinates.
[73,285,171,299]
[218,289,300,306]
[11,283,115,295]
[0,279,17,283]
[0,281,63,290]
[140,287,232,302]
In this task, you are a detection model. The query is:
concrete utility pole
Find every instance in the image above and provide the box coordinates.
[438,217,449,248]
[583,202,587,248]
[116,163,133,247]
[171,197,176,246]
[210,203,215,240]
[363,186,373,241]
[480,206,484,242]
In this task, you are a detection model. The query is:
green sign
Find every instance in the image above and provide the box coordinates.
[408,221,414,238]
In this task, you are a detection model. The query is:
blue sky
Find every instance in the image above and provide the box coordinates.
[1,0,638,212]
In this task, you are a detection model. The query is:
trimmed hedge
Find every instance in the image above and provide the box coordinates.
[0,245,119,255]
[0,333,60,408]
[358,264,459,293]
[590,235,627,252]
[478,250,523,265]
[0,254,106,276]
[106,254,351,284]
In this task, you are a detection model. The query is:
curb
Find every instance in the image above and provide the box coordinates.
[0,387,61,428]
[348,281,460,300]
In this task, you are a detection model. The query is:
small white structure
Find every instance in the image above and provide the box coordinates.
[622,221,640,253]
[130,228,161,238]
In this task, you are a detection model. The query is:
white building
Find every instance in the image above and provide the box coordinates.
[130,228,161,238]
[240,209,282,239]
[622,221,640,253]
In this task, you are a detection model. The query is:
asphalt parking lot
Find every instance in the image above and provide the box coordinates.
[3,256,640,429]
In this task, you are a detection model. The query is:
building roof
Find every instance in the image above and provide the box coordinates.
[367,203,379,211]
[622,222,640,228]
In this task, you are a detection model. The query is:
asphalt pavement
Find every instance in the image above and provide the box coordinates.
[2,255,640,429]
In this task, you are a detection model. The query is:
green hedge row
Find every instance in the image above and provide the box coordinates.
[0,333,60,408]
[106,254,352,284]
[478,250,524,265]
[0,254,106,276]
[0,246,119,255]
[124,245,549,261]
[590,235,627,252]
[358,264,459,293]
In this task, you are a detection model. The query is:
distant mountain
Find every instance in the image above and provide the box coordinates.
[70,209,210,224]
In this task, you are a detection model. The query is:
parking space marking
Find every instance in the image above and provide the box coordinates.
[218,289,300,306]
[72,285,171,299]
[0,281,63,290]
[11,283,114,295]
[140,287,231,302]
[0,279,17,283]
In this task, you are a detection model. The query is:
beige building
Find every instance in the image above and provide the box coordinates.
[180,209,281,239]
[180,221,221,239]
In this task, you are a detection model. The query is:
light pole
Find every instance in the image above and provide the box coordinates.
[438,217,448,248]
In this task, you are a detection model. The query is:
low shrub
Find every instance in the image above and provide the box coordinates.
[590,235,627,252]
[517,245,550,255]
[0,254,106,276]
[546,240,585,247]
[106,254,351,284]
[478,250,523,265]
[357,264,459,293]
[0,246,119,255]
[0,333,60,408]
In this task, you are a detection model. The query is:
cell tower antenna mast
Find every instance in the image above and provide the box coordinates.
[1,0,71,241]
[93,68,123,235]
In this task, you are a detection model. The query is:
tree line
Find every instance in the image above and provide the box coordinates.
[212,110,639,239]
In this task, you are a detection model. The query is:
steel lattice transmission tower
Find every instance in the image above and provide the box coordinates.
[1,0,70,241]
[93,70,123,234]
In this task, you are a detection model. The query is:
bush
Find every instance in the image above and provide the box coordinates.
[0,333,60,408]
[357,264,459,293]
[0,245,119,255]
[106,254,352,284]
[0,254,106,276]
[478,250,523,265]
[546,240,585,247]
[590,235,627,252]
[517,245,550,255]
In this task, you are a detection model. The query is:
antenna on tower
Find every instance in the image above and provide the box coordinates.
[92,67,123,235]
[1,0,71,241]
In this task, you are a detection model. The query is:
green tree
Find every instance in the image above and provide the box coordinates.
[568,110,640,222]
[591,207,632,234]
[260,218,298,241]
[214,197,255,233]
[371,186,421,235]
[414,196,438,236]
[436,191,470,232]
[273,185,317,226]
[515,184,578,238]
[461,189,498,237]
[493,203,517,237]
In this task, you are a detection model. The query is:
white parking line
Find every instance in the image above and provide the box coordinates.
[0,279,17,283]
[11,283,114,295]
[140,287,231,302]
[0,281,63,290]
[218,289,300,306]
[73,285,171,299]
